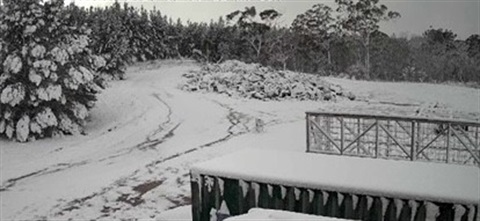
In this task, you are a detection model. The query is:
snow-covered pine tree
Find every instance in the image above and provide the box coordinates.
[0,0,105,142]
[86,2,130,80]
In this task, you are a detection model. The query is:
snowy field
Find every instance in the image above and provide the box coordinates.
[1,60,479,220]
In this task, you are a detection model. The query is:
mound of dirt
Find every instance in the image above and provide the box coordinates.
[181,60,355,101]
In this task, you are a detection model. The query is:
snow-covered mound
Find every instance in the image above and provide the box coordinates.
[181,60,356,101]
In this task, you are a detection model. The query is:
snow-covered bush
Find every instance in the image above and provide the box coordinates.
[0,0,105,142]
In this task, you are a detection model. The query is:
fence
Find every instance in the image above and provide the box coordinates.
[306,111,480,166]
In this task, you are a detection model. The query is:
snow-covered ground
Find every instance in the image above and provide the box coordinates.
[1,60,479,220]
[225,208,353,220]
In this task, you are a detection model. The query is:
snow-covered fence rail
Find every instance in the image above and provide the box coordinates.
[306,111,480,166]
[190,149,479,221]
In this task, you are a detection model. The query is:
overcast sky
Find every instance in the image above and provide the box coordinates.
[69,0,480,40]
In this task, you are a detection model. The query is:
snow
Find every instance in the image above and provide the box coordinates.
[192,148,480,205]
[1,59,479,220]
[0,83,25,106]
[36,84,62,101]
[157,205,192,221]
[324,77,480,119]
[3,54,22,74]
[15,115,29,142]
[225,208,353,220]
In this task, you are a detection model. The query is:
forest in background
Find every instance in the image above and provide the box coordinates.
[63,0,480,83]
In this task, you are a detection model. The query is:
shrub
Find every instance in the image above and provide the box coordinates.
[0,0,105,142]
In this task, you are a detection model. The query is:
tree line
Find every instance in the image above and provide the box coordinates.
[56,0,480,83]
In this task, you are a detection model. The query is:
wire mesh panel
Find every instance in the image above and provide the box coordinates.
[306,112,480,167]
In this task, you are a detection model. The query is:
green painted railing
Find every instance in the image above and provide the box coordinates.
[190,174,479,221]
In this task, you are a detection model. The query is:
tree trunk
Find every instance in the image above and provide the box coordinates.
[365,33,371,79]
[327,49,332,66]
[256,40,262,61]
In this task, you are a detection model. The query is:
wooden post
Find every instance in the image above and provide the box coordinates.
[326,117,332,151]
[398,200,412,221]
[384,198,398,221]
[414,201,426,221]
[299,189,310,213]
[312,190,325,216]
[473,205,478,221]
[368,196,383,221]
[272,185,283,210]
[446,123,451,163]
[411,121,417,161]
[285,187,296,211]
[357,118,361,154]
[340,193,354,219]
[375,120,380,158]
[223,178,241,216]
[190,174,201,221]
[340,117,345,154]
[354,195,369,220]
[436,203,455,221]
[476,127,479,166]
[213,177,222,210]
[243,182,256,213]
[325,191,340,218]
[461,205,470,221]
[258,183,270,209]
[201,176,212,221]
[386,120,391,158]
[417,122,421,158]
[306,114,311,153]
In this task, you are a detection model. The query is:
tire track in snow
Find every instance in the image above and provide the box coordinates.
[0,161,89,192]
[145,99,252,168]
[48,99,257,219]
[49,94,298,219]
[0,93,177,192]
[0,169,48,192]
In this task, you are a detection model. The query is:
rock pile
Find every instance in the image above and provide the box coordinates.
[181,60,355,101]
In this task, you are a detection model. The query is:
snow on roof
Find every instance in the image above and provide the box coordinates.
[225,208,353,221]
[191,149,480,205]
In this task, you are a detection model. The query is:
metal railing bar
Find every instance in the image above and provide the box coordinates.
[451,129,480,165]
[344,122,376,155]
[396,120,412,137]
[306,111,480,126]
[463,155,474,165]
[378,123,411,158]
[458,127,480,153]
[416,128,447,157]
[310,120,342,152]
